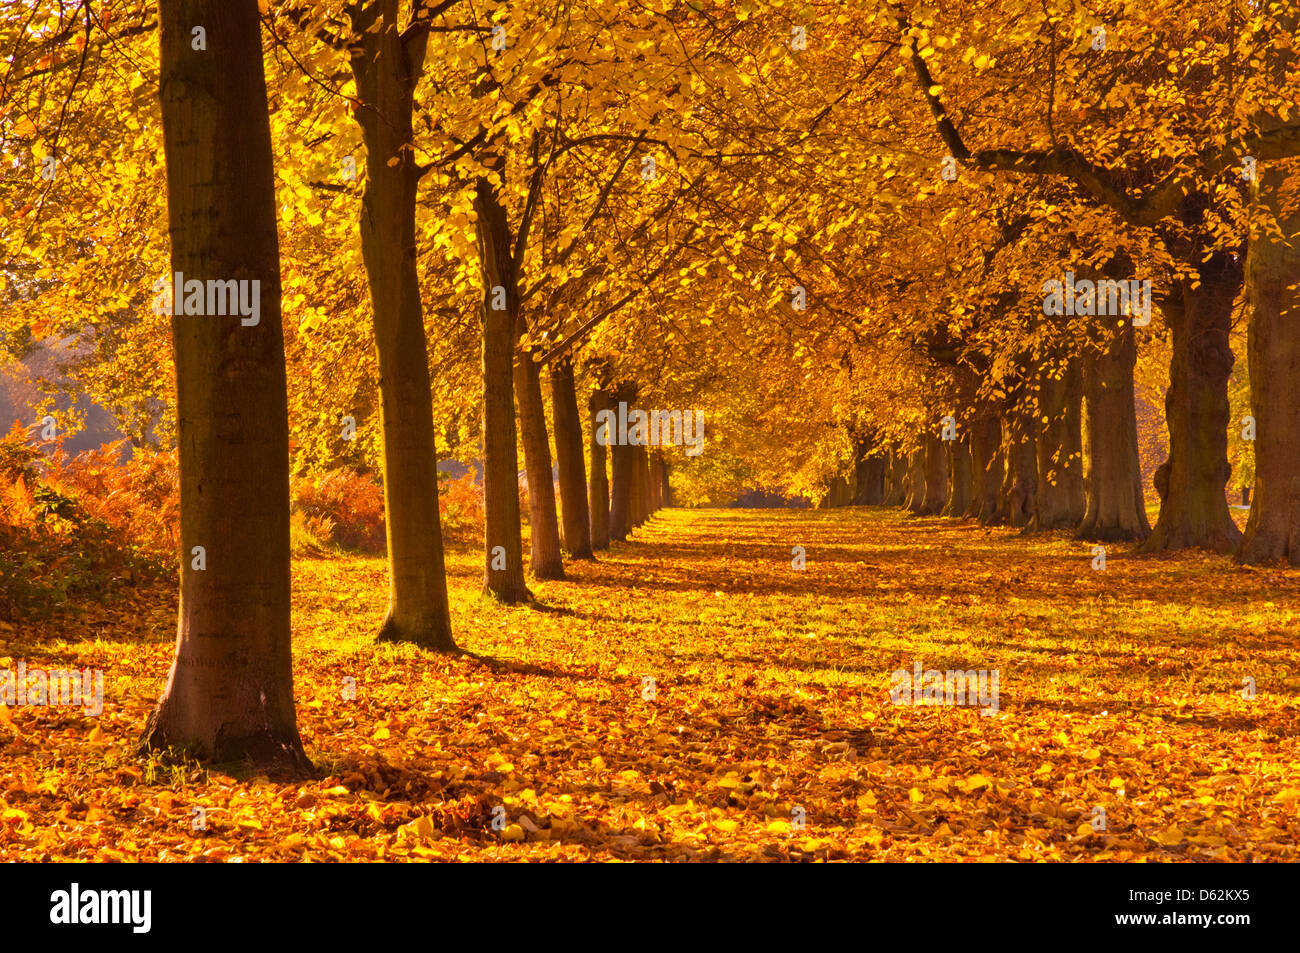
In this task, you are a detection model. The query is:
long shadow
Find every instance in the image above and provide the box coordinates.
[575,517,1299,608]
[454,648,610,685]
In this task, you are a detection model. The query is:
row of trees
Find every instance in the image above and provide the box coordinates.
[3,0,698,767]
[156,0,680,764]
[802,1,1299,567]
[3,1,1299,768]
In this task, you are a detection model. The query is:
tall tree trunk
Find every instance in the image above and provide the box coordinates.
[660,458,673,507]
[648,452,664,513]
[904,447,927,513]
[942,434,973,517]
[629,440,644,525]
[969,414,1004,523]
[1237,157,1300,564]
[1078,322,1150,541]
[921,432,948,515]
[609,446,632,538]
[1030,356,1086,531]
[885,451,909,506]
[823,474,853,507]
[474,169,529,602]
[849,435,867,504]
[865,456,887,504]
[514,346,564,579]
[1140,254,1242,553]
[631,442,651,526]
[348,0,452,647]
[851,433,887,505]
[855,453,887,505]
[588,389,611,550]
[642,445,655,517]
[1002,412,1037,529]
[143,0,308,770]
[550,356,593,559]
[628,439,642,525]
[608,385,636,540]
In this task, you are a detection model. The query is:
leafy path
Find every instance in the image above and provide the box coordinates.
[3,508,1299,861]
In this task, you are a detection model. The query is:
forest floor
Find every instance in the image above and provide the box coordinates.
[3,507,1299,862]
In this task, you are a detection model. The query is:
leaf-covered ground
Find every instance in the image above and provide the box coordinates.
[3,507,1298,862]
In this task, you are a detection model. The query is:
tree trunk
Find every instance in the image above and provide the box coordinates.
[885,451,909,506]
[854,454,887,505]
[904,448,927,512]
[588,389,611,550]
[628,439,643,525]
[942,435,973,517]
[514,346,564,579]
[549,356,593,559]
[631,442,651,526]
[1078,322,1150,541]
[1237,157,1300,564]
[823,474,853,507]
[921,432,948,515]
[866,456,887,504]
[642,445,655,518]
[348,0,453,648]
[648,453,664,513]
[660,458,673,507]
[608,385,636,540]
[851,433,887,505]
[142,0,308,770]
[474,169,529,602]
[1030,356,1086,531]
[1002,412,1037,529]
[1139,253,1242,553]
[969,414,1003,522]
[629,440,644,525]
[609,446,632,538]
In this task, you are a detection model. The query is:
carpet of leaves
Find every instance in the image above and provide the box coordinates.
[2,507,1299,862]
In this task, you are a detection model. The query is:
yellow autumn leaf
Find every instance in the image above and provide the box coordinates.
[1153,827,1185,846]
[398,815,437,840]
[956,774,991,793]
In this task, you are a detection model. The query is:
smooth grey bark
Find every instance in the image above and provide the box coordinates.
[920,432,948,515]
[1030,356,1086,531]
[1078,322,1150,541]
[474,163,530,602]
[904,447,927,513]
[550,355,594,559]
[143,0,308,770]
[1238,157,1300,563]
[942,434,973,517]
[969,414,1003,523]
[608,384,636,541]
[348,0,453,647]
[588,389,612,550]
[1139,251,1243,554]
[514,345,564,579]
[1002,411,1037,529]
